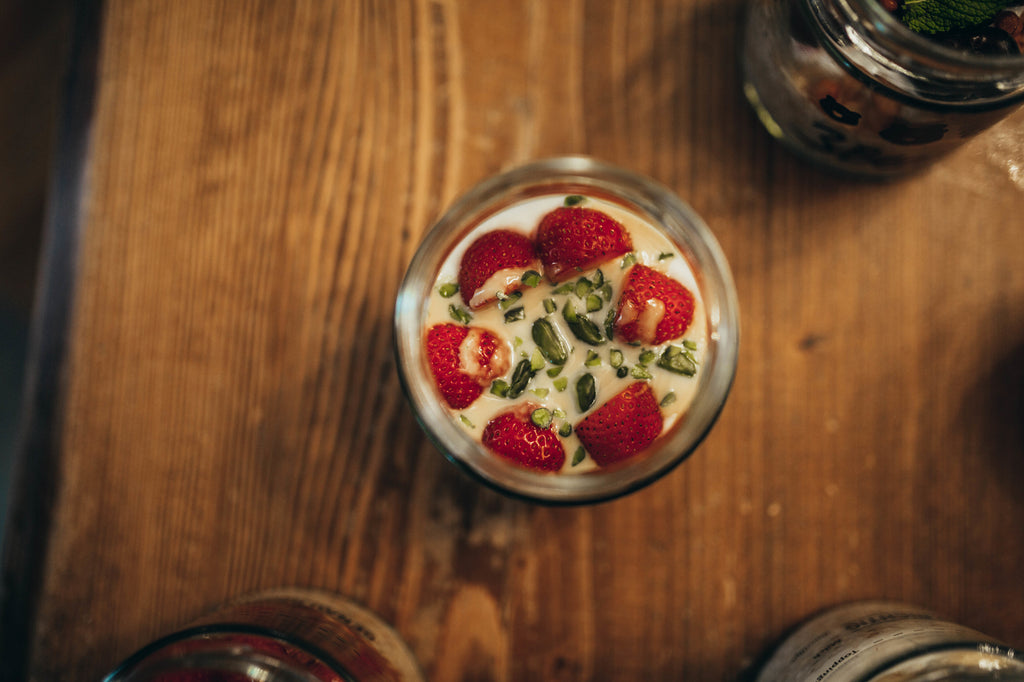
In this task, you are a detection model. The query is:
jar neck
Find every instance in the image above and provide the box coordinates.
[805,0,1024,108]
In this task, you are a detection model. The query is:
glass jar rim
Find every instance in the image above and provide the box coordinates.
[393,155,740,504]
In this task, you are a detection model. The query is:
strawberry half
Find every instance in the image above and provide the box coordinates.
[458,229,540,310]
[613,264,696,345]
[426,323,510,409]
[482,403,566,472]
[575,382,663,466]
[535,206,633,282]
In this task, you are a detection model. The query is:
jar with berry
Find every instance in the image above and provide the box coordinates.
[741,0,1024,177]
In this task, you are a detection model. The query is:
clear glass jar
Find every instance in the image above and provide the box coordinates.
[102,589,424,682]
[741,0,1024,177]
[755,601,1024,681]
[393,156,740,504]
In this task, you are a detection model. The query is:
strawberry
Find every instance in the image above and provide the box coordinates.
[426,323,510,409]
[575,382,663,466]
[458,229,540,309]
[613,264,695,345]
[535,206,633,282]
[482,403,566,472]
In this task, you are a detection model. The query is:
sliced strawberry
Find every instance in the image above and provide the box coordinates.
[575,382,663,466]
[426,323,510,409]
[613,264,696,345]
[458,229,540,310]
[535,206,633,282]
[482,403,566,472]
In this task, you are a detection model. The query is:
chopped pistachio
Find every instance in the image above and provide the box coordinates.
[508,358,536,398]
[543,298,557,314]
[439,282,459,298]
[631,365,653,380]
[657,345,697,376]
[586,294,603,312]
[683,339,698,351]
[599,283,613,301]
[592,269,605,288]
[553,408,566,419]
[490,379,510,397]
[531,408,553,429]
[459,414,475,428]
[559,422,573,438]
[616,366,629,378]
[576,373,597,412]
[521,270,542,288]
[530,388,550,399]
[498,290,522,310]
[532,318,570,365]
[449,304,472,324]
[562,301,605,345]
[658,252,675,260]
[571,447,586,466]
[503,306,525,323]
[585,350,601,367]
[513,336,523,348]
[530,347,546,371]
[660,391,677,407]
[609,348,624,368]
[639,349,656,366]
[604,306,617,341]
[553,377,568,392]
[621,252,637,269]
[575,277,593,298]
[546,365,564,378]
[564,194,585,206]
[553,283,575,295]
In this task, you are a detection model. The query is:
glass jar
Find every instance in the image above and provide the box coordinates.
[393,156,739,504]
[755,601,1024,681]
[102,588,424,682]
[741,0,1024,177]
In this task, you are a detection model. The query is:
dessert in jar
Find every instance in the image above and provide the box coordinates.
[740,0,1024,177]
[394,157,739,504]
[101,588,424,682]
[756,601,1024,682]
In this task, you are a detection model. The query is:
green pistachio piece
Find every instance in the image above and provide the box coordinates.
[576,373,597,412]
[490,379,510,397]
[658,252,675,260]
[585,350,601,367]
[621,253,637,269]
[592,269,604,288]
[562,301,605,346]
[530,347,546,371]
[460,414,475,428]
[553,377,568,392]
[439,282,459,298]
[531,388,550,399]
[575,277,593,298]
[559,422,573,438]
[553,283,575,295]
[660,391,677,407]
[553,408,566,419]
[449,304,472,324]
[564,194,585,206]
[543,298,557,314]
[532,318,570,365]
[599,283,613,301]
[639,349,656,366]
[604,306,617,341]
[508,358,536,398]
[521,270,542,288]
[616,366,629,378]
[631,365,653,380]
[683,339,698,350]
[546,365,564,378]
[571,447,586,466]
[504,306,525,323]
[586,294,603,312]
[531,408,553,429]
[498,290,522,310]
[609,348,624,368]
[657,345,697,376]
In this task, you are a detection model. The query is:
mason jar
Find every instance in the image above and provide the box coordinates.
[102,588,424,682]
[741,0,1024,177]
[756,601,1024,681]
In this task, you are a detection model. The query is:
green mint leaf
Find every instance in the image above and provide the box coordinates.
[900,0,1014,34]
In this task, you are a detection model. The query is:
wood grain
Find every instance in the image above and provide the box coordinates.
[4,0,1024,680]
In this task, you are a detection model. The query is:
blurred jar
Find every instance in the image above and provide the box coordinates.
[741,0,1024,177]
[756,601,1024,681]
[102,588,424,682]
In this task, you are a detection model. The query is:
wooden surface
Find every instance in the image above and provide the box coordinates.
[4,0,1024,680]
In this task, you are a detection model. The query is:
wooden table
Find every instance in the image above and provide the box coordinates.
[4,1,1024,680]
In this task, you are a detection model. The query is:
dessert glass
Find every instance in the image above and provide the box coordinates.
[102,588,424,682]
[741,0,1024,177]
[394,156,739,504]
